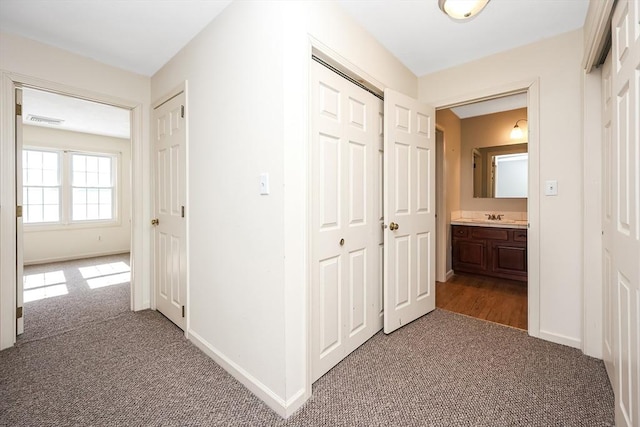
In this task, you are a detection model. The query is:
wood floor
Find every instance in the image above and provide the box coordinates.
[436,273,527,330]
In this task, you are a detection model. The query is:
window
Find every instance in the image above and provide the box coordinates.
[494,153,528,198]
[72,154,114,221]
[22,148,118,226]
[23,149,61,224]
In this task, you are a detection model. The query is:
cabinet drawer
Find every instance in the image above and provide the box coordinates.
[470,228,508,241]
[513,230,528,242]
[452,226,468,238]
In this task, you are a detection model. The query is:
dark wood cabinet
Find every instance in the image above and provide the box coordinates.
[452,225,527,282]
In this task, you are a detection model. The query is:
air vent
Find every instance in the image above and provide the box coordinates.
[26,114,64,125]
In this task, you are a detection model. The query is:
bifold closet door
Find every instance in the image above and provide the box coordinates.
[609,1,640,426]
[310,60,383,382]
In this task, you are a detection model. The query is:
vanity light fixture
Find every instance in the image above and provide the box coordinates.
[510,119,527,140]
[438,0,491,21]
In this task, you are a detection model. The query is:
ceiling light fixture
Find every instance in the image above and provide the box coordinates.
[510,119,527,140]
[438,0,491,21]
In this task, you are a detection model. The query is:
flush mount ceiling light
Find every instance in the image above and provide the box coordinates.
[510,119,527,139]
[438,0,491,21]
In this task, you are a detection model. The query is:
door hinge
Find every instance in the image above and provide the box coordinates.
[181,206,185,218]
[16,103,22,116]
[182,305,185,318]
[16,205,23,218]
[181,105,185,118]
[16,306,23,319]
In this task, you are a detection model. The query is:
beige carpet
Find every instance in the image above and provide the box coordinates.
[1,256,614,426]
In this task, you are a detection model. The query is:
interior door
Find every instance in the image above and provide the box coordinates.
[15,87,24,336]
[153,92,187,330]
[610,1,639,425]
[601,49,615,385]
[311,59,383,381]
[383,89,436,334]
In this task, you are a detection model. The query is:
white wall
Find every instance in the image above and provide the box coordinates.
[151,0,417,417]
[22,126,131,264]
[419,29,585,348]
[0,31,151,350]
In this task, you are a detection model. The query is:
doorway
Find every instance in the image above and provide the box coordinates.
[0,73,147,350]
[432,90,537,332]
[17,87,133,337]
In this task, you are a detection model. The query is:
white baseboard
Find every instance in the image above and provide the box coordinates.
[23,249,130,266]
[188,329,308,418]
[445,269,455,281]
[538,329,582,350]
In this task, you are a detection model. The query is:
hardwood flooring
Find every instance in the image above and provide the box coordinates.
[436,273,527,330]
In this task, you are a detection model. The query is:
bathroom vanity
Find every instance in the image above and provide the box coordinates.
[451,222,528,282]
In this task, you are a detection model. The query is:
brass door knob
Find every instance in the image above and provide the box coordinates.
[339,238,345,246]
[389,222,399,231]
[151,218,159,226]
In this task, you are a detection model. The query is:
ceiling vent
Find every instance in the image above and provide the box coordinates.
[26,114,65,125]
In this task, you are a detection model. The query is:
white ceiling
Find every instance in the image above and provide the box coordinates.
[22,88,130,139]
[450,93,527,119]
[339,0,590,76]
[1,0,588,132]
[0,0,233,76]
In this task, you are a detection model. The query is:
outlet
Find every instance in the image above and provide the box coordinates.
[545,180,558,196]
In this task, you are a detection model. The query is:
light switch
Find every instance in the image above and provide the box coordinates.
[260,173,269,195]
[545,180,558,196]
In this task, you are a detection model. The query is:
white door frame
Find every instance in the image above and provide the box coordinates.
[0,71,148,350]
[432,78,541,338]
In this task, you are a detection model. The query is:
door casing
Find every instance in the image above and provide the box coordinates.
[0,71,148,350]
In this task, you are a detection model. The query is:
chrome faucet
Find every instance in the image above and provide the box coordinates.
[485,213,503,221]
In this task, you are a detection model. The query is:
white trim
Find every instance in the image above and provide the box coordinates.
[431,78,541,339]
[582,0,616,72]
[538,329,582,350]
[581,69,604,359]
[188,329,306,418]
[0,70,148,350]
[435,126,448,283]
[0,72,18,349]
[23,249,130,266]
[445,269,455,281]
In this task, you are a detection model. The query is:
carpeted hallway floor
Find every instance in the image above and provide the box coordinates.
[0,255,615,426]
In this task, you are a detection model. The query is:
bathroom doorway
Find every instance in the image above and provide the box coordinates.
[434,93,529,331]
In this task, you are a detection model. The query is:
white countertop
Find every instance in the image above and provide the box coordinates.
[451,218,528,229]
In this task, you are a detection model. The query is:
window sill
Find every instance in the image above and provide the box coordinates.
[23,219,124,232]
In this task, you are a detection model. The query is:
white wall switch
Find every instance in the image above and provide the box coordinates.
[259,173,269,195]
[545,180,558,196]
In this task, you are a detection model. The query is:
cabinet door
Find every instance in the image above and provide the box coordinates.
[490,242,528,280]
[453,239,488,273]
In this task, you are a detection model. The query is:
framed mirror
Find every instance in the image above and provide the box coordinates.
[473,143,527,198]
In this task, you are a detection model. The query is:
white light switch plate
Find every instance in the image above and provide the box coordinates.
[260,173,269,195]
[545,180,558,196]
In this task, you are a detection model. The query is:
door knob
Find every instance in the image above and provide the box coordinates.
[389,222,399,231]
[151,218,159,226]
[339,238,345,246]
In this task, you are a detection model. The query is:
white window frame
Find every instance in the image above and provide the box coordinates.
[22,148,62,225]
[23,146,121,230]
[70,152,117,223]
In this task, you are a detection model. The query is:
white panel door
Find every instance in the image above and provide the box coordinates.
[610,1,640,426]
[15,88,24,336]
[311,60,383,382]
[383,89,436,334]
[153,92,187,330]
[602,50,615,383]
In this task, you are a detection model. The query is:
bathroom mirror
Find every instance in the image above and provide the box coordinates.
[472,143,528,198]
